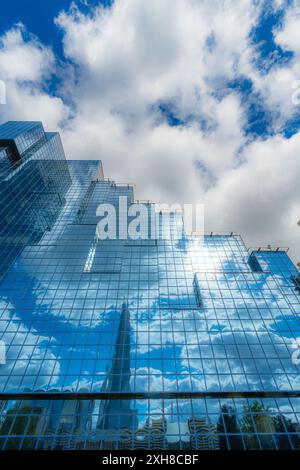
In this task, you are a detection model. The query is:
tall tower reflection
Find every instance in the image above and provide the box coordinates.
[97,302,138,446]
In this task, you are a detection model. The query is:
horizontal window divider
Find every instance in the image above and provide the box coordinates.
[83,270,121,274]
[26,244,57,247]
[1,390,300,400]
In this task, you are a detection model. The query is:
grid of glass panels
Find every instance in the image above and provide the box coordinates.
[0,122,300,449]
[0,122,71,280]
[0,397,299,450]
[1,222,299,394]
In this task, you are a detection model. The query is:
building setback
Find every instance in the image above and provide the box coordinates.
[0,121,300,450]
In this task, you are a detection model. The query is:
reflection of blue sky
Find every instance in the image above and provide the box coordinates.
[1,162,300,394]
[270,315,300,339]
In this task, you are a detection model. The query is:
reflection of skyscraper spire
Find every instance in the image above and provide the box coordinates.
[101,301,131,394]
[97,302,137,435]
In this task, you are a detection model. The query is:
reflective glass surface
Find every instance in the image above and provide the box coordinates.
[0,397,300,450]
[0,121,300,449]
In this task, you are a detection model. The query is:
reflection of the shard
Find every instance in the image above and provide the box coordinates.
[96,302,138,446]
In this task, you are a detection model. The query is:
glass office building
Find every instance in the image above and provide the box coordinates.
[0,121,300,450]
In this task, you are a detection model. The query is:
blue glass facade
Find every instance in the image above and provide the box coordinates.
[0,121,300,450]
[0,121,71,281]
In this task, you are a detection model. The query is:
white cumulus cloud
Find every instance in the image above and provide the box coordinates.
[0,0,300,260]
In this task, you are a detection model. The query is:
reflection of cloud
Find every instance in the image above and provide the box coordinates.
[134,254,300,392]
[1,171,300,396]
[0,302,60,392]
[64,376,104,393]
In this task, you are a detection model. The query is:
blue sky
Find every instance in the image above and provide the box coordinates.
[0,0,297,138]
[0,0,69,56]
[0,0,300,261]
[0,0,109,57]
